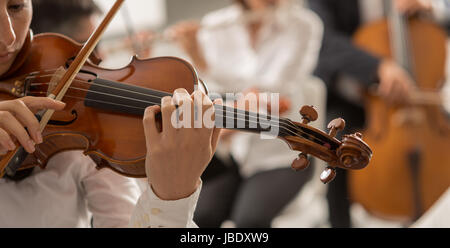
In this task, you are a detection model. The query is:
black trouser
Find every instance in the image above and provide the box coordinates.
[326,94,366,228]
[194,155,313,228]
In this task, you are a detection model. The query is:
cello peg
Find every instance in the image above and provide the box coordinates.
[327,118,346,138]
[320,166,337,184]
[300,105,318,124]
[291,153,310,171]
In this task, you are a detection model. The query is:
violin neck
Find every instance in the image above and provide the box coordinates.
[214,104,283,136]
[85,78,284,137]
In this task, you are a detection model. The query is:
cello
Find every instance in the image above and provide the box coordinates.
[0,0,372,183]
[349,0,450,222]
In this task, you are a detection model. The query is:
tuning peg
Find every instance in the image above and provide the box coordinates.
[300,105,318,124]
[327,118,346,138]
[291,153,310,171]
[320,166,337,184]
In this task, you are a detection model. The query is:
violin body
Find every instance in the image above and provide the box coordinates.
[350,18,450,220]
[0,33,200,177]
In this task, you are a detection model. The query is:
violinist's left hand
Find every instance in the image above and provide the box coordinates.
[142,89,221,200]
[394,0,432,15]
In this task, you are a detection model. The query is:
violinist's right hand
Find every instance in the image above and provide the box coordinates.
[377,59,414,105]
[166,21,208,72]
[0,97,65,154]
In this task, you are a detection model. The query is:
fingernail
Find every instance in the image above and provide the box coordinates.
[8,140,16,150]
[36,132,43,144]
[28,140,36,153]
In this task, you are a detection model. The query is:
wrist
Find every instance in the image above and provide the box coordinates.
[150,179,201,201]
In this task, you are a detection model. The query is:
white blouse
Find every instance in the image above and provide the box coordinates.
[197,3,324,177]
[0,150,199,228]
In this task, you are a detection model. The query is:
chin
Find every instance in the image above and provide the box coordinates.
[0,58,16,77]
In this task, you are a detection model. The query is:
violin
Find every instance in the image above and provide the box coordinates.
[350,1,450,221]
[0,0,372,183]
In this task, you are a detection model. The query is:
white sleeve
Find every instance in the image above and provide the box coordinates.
[129,182,202,228]
[81,163,142,228]
[431,0,450,23]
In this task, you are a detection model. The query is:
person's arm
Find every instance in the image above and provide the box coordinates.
[80,160,142,228]
[307,0,381,87]
[308,0,415,104]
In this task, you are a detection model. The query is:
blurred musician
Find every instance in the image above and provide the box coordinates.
[30,0,102,43]
[307,0,450,227]
[169,0,325,227]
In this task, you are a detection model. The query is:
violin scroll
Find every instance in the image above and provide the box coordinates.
[336,133,372,170]
[286,105,373,183]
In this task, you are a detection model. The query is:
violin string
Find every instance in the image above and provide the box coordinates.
[27,77,332,145]
[28,76,287,125]
[25,74,332,145]
[26,90,330,145]
[28,75,195,103]
[34,88,328,145]
[27,89,283,130]
[27,91,311,141]
[26,75,324,139]
[29,81,285,126]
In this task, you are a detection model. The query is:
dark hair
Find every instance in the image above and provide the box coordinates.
[30,0,102,36]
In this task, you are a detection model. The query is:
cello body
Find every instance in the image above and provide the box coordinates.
[349,17,450,221]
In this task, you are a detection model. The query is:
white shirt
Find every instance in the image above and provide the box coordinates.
[197,3,324,177]
[0,150,199,228]
[412,187,450,227]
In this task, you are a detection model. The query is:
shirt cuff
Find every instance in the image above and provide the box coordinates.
[129,181,202,228]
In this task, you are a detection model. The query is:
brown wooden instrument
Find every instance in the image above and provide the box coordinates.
[350,2,450,222]
[0,0,372,183]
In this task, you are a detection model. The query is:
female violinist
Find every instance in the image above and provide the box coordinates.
[0,0,221,228]
[169,0,325,227]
